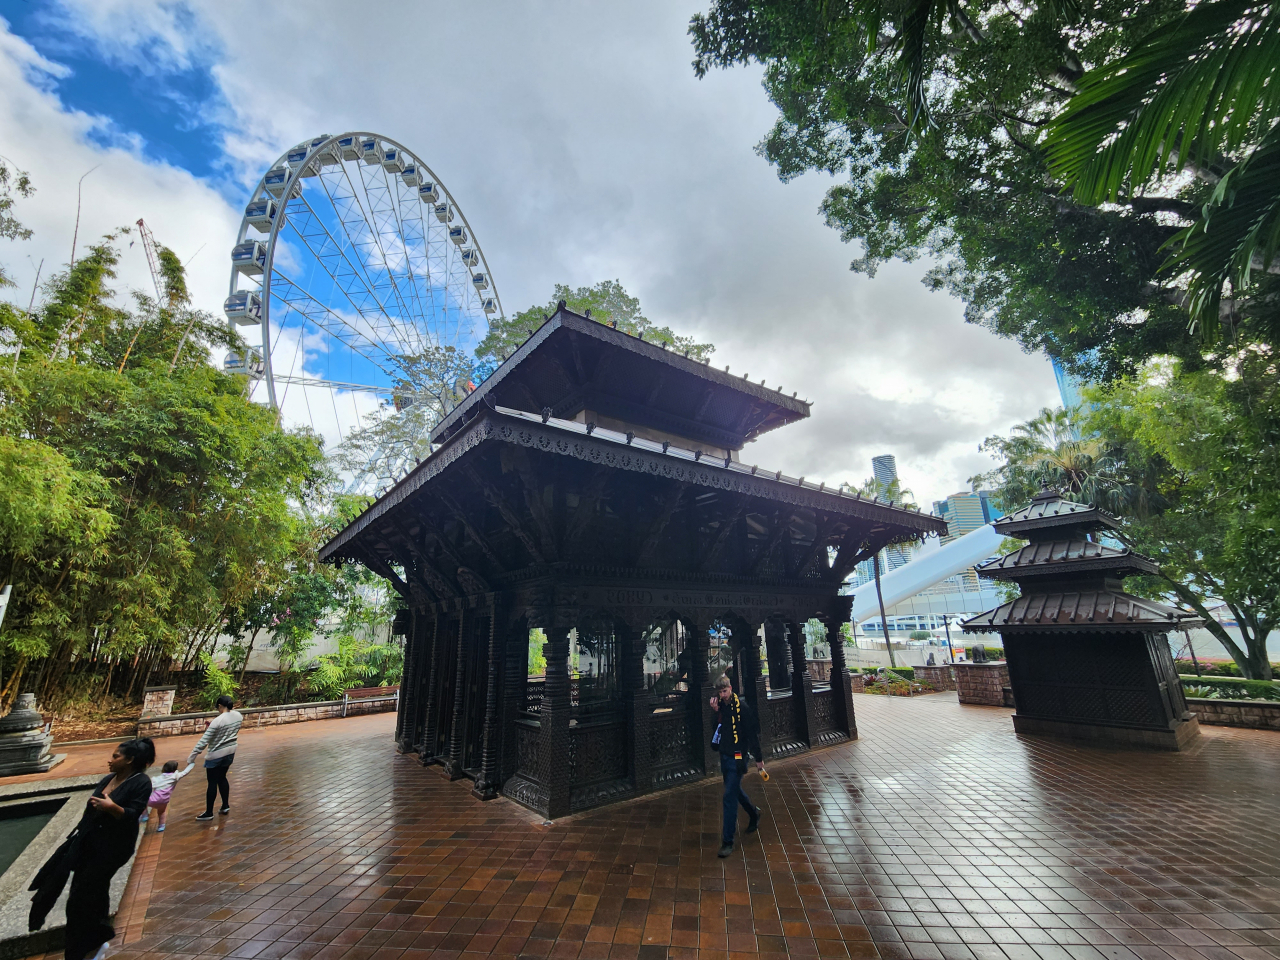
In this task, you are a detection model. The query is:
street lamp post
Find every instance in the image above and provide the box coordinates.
[939,614,953,665]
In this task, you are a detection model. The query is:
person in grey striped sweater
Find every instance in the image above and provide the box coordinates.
[187,695,243,821]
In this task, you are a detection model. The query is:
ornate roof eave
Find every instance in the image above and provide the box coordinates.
[320,406,946,563]
[959,590,1202,634]
[430,307,811,444]
[991,489,1120,537]
[975,540,1160,581]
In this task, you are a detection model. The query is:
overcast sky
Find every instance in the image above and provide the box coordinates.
[0,0,1060,508]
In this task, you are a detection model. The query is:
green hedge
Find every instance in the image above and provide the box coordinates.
[1180,675,1280,702]
[1175,659,1280,678]
[888,667,915,680]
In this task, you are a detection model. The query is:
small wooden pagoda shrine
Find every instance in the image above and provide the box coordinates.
[962,489,1201,750]
[320,304,944,817]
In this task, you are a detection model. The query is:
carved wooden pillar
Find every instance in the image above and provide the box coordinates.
[537,608,575,819]
[473,599,502,801]
[827,616,858,741]
[690,617,717,776]
[786,620,815,746]
[419,614,441,763]
[742,619,769,759]
[442,606,468,780]
[394,609,417,750]
[624,620,653,796]
[500,615,529,785]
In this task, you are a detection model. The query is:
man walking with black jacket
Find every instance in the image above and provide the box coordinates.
[710,675,765,857]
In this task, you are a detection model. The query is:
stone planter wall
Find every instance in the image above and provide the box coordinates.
[1186,698,1280,731]
[138,696,396,739]
[915,665,956,691]
[849,674,865,694]
[955,662,1010,706]
[140,685,176,718]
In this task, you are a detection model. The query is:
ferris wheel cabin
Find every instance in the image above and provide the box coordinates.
[361,138,381,164]
[471,272,489,291]
[381,149,406,174]
[461,249,480,269]
[231,240,268,278]
[337,135,361,161]
[245,198,278,234]
[401,164,422,188]
[223,291,262,325]
[483,298,497,315]
[449,225,468,245]
[223,351,264,377]
[434,202,454,223]
[419,183,440,203]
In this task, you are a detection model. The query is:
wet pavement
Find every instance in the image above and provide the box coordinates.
[15,693,1280,960]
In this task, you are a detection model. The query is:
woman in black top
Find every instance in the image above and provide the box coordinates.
[31,738,154,960]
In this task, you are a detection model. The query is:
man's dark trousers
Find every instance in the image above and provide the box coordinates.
[720,753,756,844]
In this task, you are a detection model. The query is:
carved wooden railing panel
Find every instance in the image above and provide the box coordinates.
[808,687,847,747]
[502,718,547,812]
[649,707,702,789]
[569,719,631,811]
[766,690,807,759]
[524,678,545,718]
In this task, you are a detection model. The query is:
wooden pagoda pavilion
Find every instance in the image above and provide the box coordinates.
[320,304,945,817]
[962,489,1201,750]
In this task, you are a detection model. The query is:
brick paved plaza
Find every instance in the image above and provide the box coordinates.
[20,692,1280,960]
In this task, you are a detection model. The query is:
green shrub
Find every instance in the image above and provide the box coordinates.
[196,653,237,709]
[1175,660,1280,678]
[889,666,915,680]
[1180,675,1280,701]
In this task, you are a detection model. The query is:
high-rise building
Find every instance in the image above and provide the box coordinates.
[853,454,915,579]
[871,454,898,494]
[933,490,1004,544]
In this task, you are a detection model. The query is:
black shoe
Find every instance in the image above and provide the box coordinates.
[219,806,230,815]
[746,808,761,834]
[717,841,734,858]
[195,812,213,821]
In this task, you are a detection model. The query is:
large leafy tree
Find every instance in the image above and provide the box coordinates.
[1043,0,1280,344]
[475,280,714,373]
[688,0,1243,378]
[974,363,1280,679]
[0,221,327,709]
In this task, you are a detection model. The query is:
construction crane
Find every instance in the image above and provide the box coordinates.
[135,218,164,303]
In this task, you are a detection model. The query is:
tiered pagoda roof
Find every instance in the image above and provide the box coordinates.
[432,306,810,454]
[962,489,1200,634]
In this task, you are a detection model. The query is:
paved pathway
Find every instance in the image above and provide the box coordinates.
[15,695,1280,960]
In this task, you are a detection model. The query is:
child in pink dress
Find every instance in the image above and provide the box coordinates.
[139,760,194,831]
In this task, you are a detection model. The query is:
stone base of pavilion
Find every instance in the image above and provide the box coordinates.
[1012,712,1201,750]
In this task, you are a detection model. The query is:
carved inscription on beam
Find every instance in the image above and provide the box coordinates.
[465,466,547,566]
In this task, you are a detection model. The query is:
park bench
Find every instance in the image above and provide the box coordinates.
[342,684,400,717]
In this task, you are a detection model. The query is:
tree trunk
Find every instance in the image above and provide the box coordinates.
[1170,583,1267,679]
[239,626,261,683]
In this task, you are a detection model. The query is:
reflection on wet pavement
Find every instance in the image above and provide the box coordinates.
[26,694,1280,960]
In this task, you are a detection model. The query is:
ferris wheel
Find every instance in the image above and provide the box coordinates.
[223,131,502,489]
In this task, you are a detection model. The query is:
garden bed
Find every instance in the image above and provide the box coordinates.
[43,671,356,744]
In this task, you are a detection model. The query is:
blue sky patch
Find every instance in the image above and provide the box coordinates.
[0,0,224,179]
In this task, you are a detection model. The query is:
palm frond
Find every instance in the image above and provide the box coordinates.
[1043,0,1280,203]
[1165,125,1280,341]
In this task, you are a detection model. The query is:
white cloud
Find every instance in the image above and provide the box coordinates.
[2,1,1061,507]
